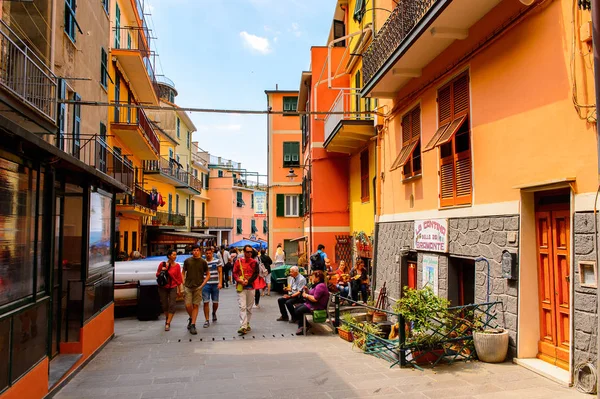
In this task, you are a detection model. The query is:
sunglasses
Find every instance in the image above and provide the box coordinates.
[244,250,253,254]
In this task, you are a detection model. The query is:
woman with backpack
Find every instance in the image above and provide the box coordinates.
[155,249,183,331]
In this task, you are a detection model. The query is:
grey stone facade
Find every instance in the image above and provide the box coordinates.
[374,215,519,359]
[573,212,598,367]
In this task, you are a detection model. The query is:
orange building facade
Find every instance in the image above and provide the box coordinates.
[266,90,304,263]
[366,0,597,384]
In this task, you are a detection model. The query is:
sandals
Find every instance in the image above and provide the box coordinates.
[165,323,170,331]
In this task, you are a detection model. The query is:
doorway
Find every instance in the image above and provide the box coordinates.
[448,258,475,306]
[534,190,570,370]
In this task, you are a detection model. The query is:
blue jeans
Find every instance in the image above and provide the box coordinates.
[202,284,220,303]
[337,284,350,298]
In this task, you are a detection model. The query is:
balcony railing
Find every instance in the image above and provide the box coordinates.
[59,134,134,190]
[209,155,241,170]
[0,20,56,122]
[113,26,160,95]
[152,211,187,227]
[116,185,154,210]
[188,174,202,193]
[192,217,233,229]
[112,106,160,155]
[363,0,438,85]
[143,157,189,185]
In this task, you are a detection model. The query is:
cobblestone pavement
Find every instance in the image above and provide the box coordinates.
[55,287,588,399]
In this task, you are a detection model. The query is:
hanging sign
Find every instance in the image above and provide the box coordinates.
[414,219,448,253]
[253,191,267,217]
[422,255,439,295]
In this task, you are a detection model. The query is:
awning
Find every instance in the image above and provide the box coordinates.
[150,231,216,245]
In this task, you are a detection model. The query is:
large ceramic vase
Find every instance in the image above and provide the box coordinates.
[473,330,509,363]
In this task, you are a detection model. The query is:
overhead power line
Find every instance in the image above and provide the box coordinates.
[58,100,380,116]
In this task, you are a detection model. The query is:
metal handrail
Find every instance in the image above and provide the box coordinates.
[112,106,160,155]
[143,156,188,185]
[0,20,57,121]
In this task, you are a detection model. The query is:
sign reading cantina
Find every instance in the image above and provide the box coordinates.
[414,219,448,252]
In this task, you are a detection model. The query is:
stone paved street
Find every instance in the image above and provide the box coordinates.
[55,288,589,399]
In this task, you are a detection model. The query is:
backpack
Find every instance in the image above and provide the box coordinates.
[156,262,170,287]
[310,252,325,271]
[258,258,269,278]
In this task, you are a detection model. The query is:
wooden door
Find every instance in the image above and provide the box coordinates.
[535,210,570,370]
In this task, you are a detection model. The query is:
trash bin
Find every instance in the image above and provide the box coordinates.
[137,280,161,321]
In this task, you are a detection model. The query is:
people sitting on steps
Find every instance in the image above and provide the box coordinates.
[276,266,306,323]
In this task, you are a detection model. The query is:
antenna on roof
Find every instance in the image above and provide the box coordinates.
[276,84,278,90]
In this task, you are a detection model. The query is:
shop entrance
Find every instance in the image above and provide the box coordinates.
[448,258,475,306]
[534,190,570,370]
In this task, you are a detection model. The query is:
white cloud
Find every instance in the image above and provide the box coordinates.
[240,31,272,54]
[290,22,302,37]
[197,124,242,132]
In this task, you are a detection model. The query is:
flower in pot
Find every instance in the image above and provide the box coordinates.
[339,313,355,342]
[473,327,509,363]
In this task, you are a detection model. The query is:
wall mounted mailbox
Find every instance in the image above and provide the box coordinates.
[501,250,518,280]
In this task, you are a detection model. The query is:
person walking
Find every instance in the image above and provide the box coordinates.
[273,243,285,266]
[219,245,231,288]
[253,249,267,309]
[202,246,223,327]
[260,249,273,296]
[155,249,183,331]
[294,270,330,335]
[233,244,259,335]
[225,248,238,287]
[183,245,210,335]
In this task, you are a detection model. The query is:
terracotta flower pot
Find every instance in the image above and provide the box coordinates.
[473,330,509,363]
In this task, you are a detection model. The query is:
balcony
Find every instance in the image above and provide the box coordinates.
[192,217,233,230]
[59,134,134,192]
[178,173,202,196]
[0,21,56,123]
[323,91,374,154]
[151,211,187,228]
[111,26,159,105]
[116,185,156,217]
[362,0,500,97]
[111,106,160,159]
[143,156,189,186]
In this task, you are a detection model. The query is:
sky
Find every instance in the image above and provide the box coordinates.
[144,0,335,181]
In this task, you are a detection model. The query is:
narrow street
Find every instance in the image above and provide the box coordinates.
[54,288,586,399]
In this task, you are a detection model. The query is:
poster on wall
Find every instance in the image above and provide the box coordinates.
[422,255,439,295]
[253,191,267,217]
[414,219,448,253]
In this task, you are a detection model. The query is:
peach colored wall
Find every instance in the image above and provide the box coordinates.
[379,0,597,217]
[267,91,304,252]
[206,170,233,219]
[232,189,261,243]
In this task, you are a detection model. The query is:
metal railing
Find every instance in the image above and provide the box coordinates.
[363,0,438,85]
[116,185,154,210]
[209,155,241,170]
[156,75,175,89]
[153,211,186,227]
[112,106,160,155]
[143,156,189,185]
[113,26,160,96]
[192,217,233,229]
[0,20,57,122]
[59,134,134,190]
[188,174,202,193]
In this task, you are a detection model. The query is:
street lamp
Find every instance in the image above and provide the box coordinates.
[286,168,298,181]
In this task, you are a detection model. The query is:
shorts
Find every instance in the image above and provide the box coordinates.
[202,284,220,303]
[265,273,271,284]
[184,286,202,306]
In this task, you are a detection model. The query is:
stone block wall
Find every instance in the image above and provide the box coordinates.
[374,221,413,301]
[447,215,520,359]
[573,212,598,366]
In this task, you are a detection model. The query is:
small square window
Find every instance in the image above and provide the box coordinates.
[579,261,597,288]
[283,96,298,113]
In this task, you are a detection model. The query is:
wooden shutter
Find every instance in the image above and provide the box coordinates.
[391,106,421,171]
[251,194,254,208]
[298,193,304,216]
[251,219,257,233]
[439,156,455,207]
[263,219,268,233]
[453,74,470,117]
[455,151,472,205]
[283,142,291,164]
[237,219,242,234]
[291,142,300,164]
[438,85,451,124]
[276,194,285,217]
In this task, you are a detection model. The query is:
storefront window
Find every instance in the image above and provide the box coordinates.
[84,271,113,323]
[0,158,37,306]
[89,191,112,276]
[0,317,9,391]
[11,301,48,383]
[36,171,46,294]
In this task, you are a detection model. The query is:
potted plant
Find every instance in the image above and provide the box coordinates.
[338,313,355,342]
[473,326,509,363]
[352,322,381,352]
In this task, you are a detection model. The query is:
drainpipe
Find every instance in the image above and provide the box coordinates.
[592,0,600,395]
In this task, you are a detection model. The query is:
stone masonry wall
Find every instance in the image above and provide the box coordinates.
[374,221,413,301]
[447,215,520,359]
[573,212,598,367]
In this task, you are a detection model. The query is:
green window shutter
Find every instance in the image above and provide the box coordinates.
[176,118,180,138]
[298,194,304,217]
[251,194,254,208]
[263,220,268,234]
[237,191,243,207]
[283,142,291,165]
[353,0,365,22]
[251,220,257,233]
[291,142,300,164]
[205,173,209,189]
[276,194,285,217]
[237,219,242,234]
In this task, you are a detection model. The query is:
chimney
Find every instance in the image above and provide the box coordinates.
[276,83,278,91]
